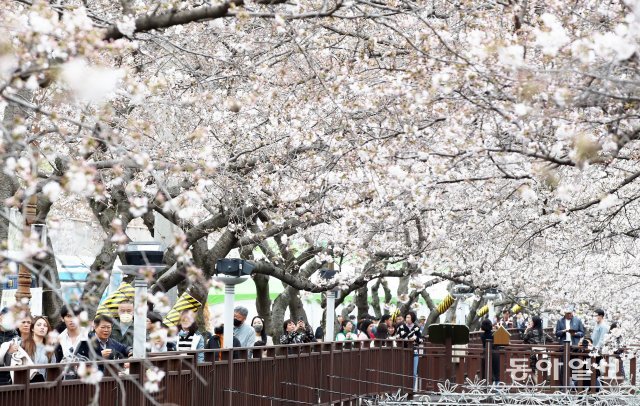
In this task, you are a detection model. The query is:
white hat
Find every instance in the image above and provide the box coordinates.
[563,305,574,313]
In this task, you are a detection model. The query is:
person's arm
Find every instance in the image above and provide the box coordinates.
[555,320,564,338]
[196,336,204,363]
[279,333,290,345]
[575,320,585,338]
[245,328,256,347]
[304,327,315,343]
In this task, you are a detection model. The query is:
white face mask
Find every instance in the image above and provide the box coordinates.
[119,314,133,324]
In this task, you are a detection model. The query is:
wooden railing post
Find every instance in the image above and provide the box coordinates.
[484,339,492,386]
[563,341,571,392]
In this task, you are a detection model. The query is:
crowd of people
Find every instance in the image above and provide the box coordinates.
[0,298,625,386]
[333,311,425,345]
[480,305,623,386]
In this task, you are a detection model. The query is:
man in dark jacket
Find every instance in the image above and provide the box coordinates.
[554,306,585,345]
[110,301,134,347]
[0,308,18,385]
[93,315,133,360]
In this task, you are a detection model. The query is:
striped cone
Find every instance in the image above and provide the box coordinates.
[163,292,202,327]
[436,294,455,314]
[96,283,134,316]
[511,300,527,314]
[476,304,489,317]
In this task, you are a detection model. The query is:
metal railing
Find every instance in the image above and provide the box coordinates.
[0,340,414,406]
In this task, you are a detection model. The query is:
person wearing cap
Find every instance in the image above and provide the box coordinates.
[554,306,585,345]
[591,309,609,351]
[0,307,19,385]
[232,306,255,348]
[418,315,427,334]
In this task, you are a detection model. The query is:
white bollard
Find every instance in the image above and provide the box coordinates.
[326,291,336,341]
[133,277,147,358]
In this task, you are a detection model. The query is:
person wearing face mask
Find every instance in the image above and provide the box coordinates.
[232,306,255,348]
[111,301,134,347]
[176,310,204,363]
[251,316,273,346]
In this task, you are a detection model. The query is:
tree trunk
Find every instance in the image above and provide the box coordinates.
[270,287,291,338]
[253,273,272,333]
[421,290,436,312]
[397,275,409,297]
[81,192,132,318]
[444,297,459,323]
[288,290,307,325]
[466,296,483,328]
[382,279,392,306]
[370,280,382,318]
[40,236,62,321]
[0,89,27,307]
[354,286,369,320]
[81,240,121,318]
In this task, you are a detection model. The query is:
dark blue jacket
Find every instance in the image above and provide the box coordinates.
[554,317,585,345]
[94,337,132,360]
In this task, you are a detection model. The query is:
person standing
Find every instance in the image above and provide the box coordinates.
[591,309,609,351]
[480,319,500,384]
[111,301,134,347]
[21,316,53,381]
[397,311,423,390]
[279,319,314,344]
[554,306,585,345]
[54,304,90,362]
[251,316,273,346]
[418,316,427,335]
[93,315,133,360]
[146,311,175,353]
[17,314,32,343]
[397,312,423,344]
[0,308,19,385]
[232,306,255,348]
[522,316,552,344]
[357,320,375,340]
[176,310,205,363]
[335,320,355,341]
[496,309,514,329]
[207,324,241,359]
[591,309,609,389]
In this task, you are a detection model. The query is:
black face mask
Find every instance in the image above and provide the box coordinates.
[233,319,242,327]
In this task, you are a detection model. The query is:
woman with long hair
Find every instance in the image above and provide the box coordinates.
[251,316,273,346]
[522,316,550,344]
[20,316,53,381]
[17,314,32,343]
